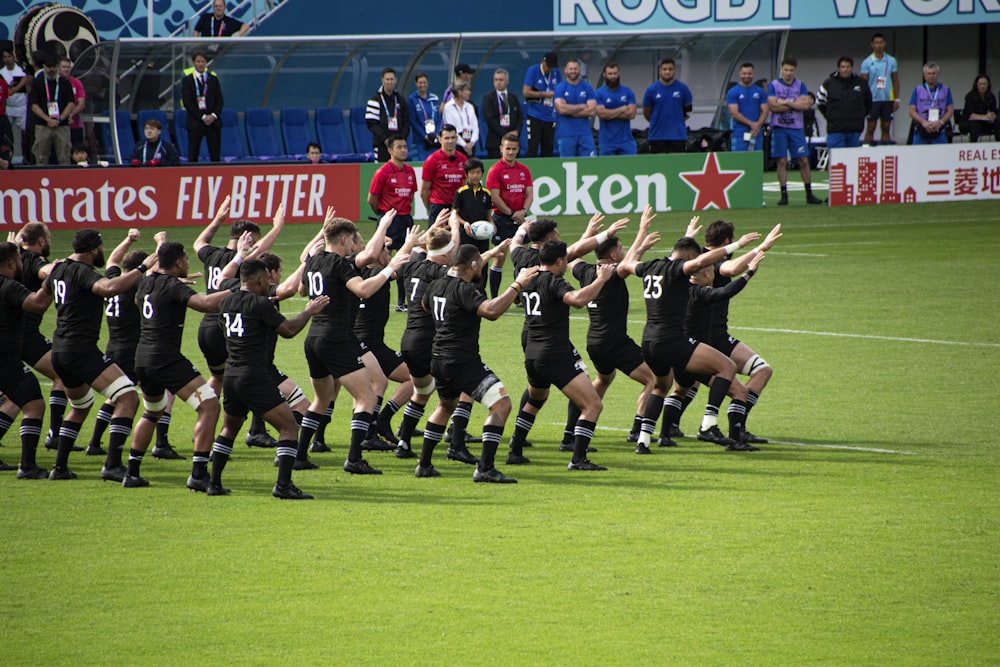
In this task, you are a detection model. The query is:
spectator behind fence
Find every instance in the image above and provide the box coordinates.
[553,58,597,157]
[908,62,954,145]
[181,51,224,162]
[2,47,29,164]
[482,68,522,159]
[767,56,823,206]
[726,62,768,152]
[961,75,999,143]
[58,58,86,147]
[522,52,561,158]
[28,53,74,165]
[860,32,900,145]
[595,62,637,156]
[128,118,180,166]
[642,58,692,154]
[366,67,409,163]
[816,56,872,149]
[193,0,249,37]
[408,71,441,161]
[442,81,479,158]
[442,63,475,110]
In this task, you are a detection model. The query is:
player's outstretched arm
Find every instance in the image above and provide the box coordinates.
[92,252,160,298]
[253,202,285,255]
[107,228,140,269]
[277,295,330,338]
[355,208,396,269]
[193,195,231,253]
[564,262,615,307]
[683,232,759,275]
[348,251,411,299]
[479,265,539,320]
[568,217,627,261]
[720,224,780,276]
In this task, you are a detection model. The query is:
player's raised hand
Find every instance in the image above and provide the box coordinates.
[748,250,765,272]
[595,262,616,281]
[515,265,539,285]
[388,251,411,270]
[127,228,141,242]
[737,232,761,248]
[685,215,701,238]
[272,202,285,227]
[608,218,629,236]
[639,205,656,232]
[153,231,167,246]
[214,195,231,224]
[584,212,606,237]
[759,223,782,251]
[641,231,661,252]
[379,208,397,230]
[324,205,337,225]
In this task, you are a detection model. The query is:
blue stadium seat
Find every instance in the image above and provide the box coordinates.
[219,108,247,160]
[350,106,373,155]
[315,106,352,153]
[280,107,315,157]
[173,109,210,162]
[112,109,136,163]
[245,107,283,158]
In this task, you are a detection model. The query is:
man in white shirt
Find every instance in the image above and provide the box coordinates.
[2,47,29,164]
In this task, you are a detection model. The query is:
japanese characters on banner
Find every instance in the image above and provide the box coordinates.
[828,144,1000,207]
[0,163,362,230]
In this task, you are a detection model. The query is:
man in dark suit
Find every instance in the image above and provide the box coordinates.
[181,51,224,162]
[482,68,522,159]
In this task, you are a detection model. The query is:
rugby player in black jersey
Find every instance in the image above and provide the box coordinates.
[84,229,159,458]
[415,244,538,481]
[193,196,283,447]
[658,222,780,444]
[569,206,662,454]
[123,238,240,488]
[211,260,329,499]
[296,218,411,476]
[508,214,627,453]
[351,211,419,450]
[507,240,615,470]
[13,223,70,450]
[671,250,766,451]
[619,220,760,453]
[46,229,160,481]
[0,242,54,478]
[393,214,464,461]
[217,230,324,461]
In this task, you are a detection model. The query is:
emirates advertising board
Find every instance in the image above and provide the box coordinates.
[827,144,1000,206]
[0,163,362,230]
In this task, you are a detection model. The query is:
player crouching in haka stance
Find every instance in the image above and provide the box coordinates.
[208,260,329,499]
[414,243,538,481]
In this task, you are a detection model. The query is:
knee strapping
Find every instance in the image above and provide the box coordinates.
[69,389,95,410]
[285,385,305,407]
[414,379,436,396]
[481,382,506,410]
[143,394,168,412]
[102,376,137,403]
[185,384,218,410]
[741,355,770,377]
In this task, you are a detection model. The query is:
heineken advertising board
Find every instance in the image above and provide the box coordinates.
[360,152,763,221]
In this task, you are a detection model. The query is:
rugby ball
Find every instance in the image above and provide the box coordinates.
[469,220,496,241]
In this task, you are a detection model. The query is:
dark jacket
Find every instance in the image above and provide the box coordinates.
[128,138,180,166]
[817,71,872,134]
[481,90,523,151]
[181,71,224,129]
[365,87,410,149]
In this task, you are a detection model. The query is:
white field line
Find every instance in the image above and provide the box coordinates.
[556,314,1000,349]
[547,422,918,455]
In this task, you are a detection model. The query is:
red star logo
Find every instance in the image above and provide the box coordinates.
[679,153,745,210]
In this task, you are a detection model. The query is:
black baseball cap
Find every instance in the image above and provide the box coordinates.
[454,63,475,76]
[72,229,103,253]
[543,52,558,66]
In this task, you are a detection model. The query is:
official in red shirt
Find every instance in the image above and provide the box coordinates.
[485,132,534,297]
[420,124,467,225]
[368,133,417,309]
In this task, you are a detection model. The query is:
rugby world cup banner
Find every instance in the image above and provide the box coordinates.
[556,0,1000,31]
[0,163,362,230]
[361,152,763,220]
[827,144,1000,206]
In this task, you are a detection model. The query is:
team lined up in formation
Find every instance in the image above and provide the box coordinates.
[1,130,781,496]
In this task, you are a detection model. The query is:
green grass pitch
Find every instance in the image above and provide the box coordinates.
[2,193,998,664]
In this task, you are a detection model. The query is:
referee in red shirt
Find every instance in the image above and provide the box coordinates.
[368,134,417,310]
[485,132,533,298]
[420,124,467,224]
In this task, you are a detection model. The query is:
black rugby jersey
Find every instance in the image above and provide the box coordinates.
[634,257,690,344]
[422,274,486,361]
[218,289,285,373]
[0,275,31,356]
[47,259,103,352]
[399,257,449,352]
[135,272,197,365]
[197,245,236,331]
[302,251,361,343]
[572,261,630,348]
[522,270,575,360]
[104,266,140,353]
